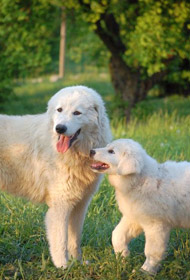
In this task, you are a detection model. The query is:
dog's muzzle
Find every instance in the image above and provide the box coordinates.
[56,128,81,154]
[55,124,67,134]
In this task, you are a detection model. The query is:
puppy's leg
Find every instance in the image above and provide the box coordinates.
[112,217,142,257]
[141,223,170,275]
[45,204,71,268]
[68,190,93,261]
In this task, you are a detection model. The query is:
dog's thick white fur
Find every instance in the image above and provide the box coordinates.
[91,139,190,274]
[0,85,111,268]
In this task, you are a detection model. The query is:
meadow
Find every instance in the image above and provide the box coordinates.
[1,72,190,279]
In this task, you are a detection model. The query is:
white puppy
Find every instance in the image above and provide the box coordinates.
[90,139,190,274]
[0,86,111,268]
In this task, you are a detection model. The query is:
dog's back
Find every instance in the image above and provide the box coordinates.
[157,160,190,227]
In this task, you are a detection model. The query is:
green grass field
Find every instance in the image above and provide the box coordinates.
[1,73,190,279]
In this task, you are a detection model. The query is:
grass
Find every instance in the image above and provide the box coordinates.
[1,72,114,116]
[1,73,190,279]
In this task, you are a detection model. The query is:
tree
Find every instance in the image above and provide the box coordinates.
[0,0,60,101]
[59,7,66,78]
[64,0,190,119]
[65,13,109,72]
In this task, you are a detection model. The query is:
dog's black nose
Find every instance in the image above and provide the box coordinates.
[56,124,67,134]
[90,149,96,157]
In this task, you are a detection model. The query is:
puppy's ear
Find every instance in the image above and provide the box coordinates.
[117,152,142,176]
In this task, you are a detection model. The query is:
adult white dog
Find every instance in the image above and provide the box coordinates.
[0,86,111,268]
[90,139,190,274]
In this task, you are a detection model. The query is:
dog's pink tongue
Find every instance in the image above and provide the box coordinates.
[56,135,70,153]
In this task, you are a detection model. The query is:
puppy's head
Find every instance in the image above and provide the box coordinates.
[90,139,145,176]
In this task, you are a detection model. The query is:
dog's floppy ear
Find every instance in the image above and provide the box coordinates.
[92,99,112,146]
[93,104,101,125]
[117,152,143,176]
[94,106,98,113]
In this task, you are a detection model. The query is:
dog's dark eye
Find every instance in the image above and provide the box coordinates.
[57,108,62,113]
[73,111,81,115]
[108,149,115,154]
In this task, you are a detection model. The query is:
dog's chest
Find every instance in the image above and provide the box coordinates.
[48,159,99,202]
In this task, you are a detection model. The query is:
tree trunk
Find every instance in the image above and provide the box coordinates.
[109,55,166,120]
[59,7,66,79]
[78,4,167,120]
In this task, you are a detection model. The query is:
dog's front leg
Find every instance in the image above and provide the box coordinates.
[112,217,142,257]
[68,189,94,261]
[141,223,171,275]
[45,204,71,268]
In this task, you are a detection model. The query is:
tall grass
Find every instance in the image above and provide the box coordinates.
[1,76,190,279]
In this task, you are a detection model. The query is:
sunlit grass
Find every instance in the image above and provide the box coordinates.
[112,111,190,162]
[1,77,190,279]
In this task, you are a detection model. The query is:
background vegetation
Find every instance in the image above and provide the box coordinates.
[1,0,190,118]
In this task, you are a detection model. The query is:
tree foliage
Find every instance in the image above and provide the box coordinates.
[66,14,109,69]
[65,0,190,76]
[64,0,190,118]
[1,0,190,117]
[0,0,59,100]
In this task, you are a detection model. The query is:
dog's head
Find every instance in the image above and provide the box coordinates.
[47,86,111,154]
[90,139,145,175]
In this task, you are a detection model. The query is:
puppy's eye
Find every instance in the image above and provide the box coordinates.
[108,149,115,154]
[73,111,81,115]
[57,108,62,113]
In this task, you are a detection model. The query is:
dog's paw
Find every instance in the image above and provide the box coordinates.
[140,263,160,276]
[121,250,130,258]
[53,258,68,269]
[140,267,156,276]
[62,263,69,270]
[57,263,68,270]
[114,249,130,259]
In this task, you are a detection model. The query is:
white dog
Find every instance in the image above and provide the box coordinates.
[90,139,190,274]
[0,86,111,268]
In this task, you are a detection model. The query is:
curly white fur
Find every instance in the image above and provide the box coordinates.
[0,85,112,268]
[91,139,190,274]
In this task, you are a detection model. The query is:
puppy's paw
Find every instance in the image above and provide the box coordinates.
[114,249,130,259]
[140,263,160,276]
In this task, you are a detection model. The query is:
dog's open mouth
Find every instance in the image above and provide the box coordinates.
[91,161,110,171]
[56,129,81,153]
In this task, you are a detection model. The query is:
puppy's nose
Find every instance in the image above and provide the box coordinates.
[56,124,67,134]
[90,149,96,157]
